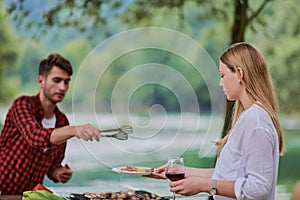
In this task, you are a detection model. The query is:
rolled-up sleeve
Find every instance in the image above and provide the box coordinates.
[234,128,276,200]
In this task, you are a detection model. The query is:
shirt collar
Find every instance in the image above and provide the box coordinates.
[36,93,61,121]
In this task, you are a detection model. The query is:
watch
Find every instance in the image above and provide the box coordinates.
[209,179,217,195]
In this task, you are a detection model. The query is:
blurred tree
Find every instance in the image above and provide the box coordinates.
[60,37,94,104]
[250,1,300,115]
[8,42,42,84]
[221,0,271,138]
[118,0,272,137]
[0,0,20,103]
[4,0,277,133]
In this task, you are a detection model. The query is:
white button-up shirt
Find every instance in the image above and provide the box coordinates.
[212,104,279,200]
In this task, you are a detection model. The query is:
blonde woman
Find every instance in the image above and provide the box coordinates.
[147,42,283,200]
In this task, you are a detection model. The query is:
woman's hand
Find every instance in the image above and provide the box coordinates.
[143,165,167,179]
[170,176,210,196]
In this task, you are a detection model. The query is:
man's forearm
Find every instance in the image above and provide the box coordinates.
[50,126,76,144]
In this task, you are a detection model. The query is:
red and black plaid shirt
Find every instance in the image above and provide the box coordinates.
[0,93,69,194]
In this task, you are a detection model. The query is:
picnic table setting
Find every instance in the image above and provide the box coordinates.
[0,180,208,200]
[0,165,209,200]
[0,125,208,200]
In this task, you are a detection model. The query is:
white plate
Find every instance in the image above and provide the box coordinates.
[112,166,153,175]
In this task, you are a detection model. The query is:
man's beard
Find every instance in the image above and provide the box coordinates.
[43,88,64,104]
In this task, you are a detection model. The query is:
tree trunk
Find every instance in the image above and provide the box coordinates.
[221,0,248,138]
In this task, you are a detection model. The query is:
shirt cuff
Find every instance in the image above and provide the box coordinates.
[234,176,245,200]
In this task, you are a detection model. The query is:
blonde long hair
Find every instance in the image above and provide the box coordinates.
[216,42,283,155]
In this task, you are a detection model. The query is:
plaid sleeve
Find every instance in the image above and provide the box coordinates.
[12,96,53,148]
[47,110,69,182]
[47,143,67,182]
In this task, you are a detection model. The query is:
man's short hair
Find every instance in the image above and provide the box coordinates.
[39,53,73,77]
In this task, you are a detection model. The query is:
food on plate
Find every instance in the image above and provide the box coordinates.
[82,190,167,200]
[120,166,153,173]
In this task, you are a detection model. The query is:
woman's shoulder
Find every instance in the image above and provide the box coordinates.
[240,105,277,138]
[241,104,270,121]
[238,104,274,132]
[233,104,277,146]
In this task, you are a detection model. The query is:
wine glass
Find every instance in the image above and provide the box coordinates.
[165,157,185,200]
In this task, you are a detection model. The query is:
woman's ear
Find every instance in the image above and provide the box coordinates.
[236,66,244,81]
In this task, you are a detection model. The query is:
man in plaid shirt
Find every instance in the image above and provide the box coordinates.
[0,53,101,194]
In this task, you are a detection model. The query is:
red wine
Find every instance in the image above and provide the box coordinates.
[166,173,185,181]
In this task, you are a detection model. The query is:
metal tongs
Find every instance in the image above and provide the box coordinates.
[100,125,133,140]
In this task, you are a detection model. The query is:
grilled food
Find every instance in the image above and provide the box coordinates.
[81,190,167,200]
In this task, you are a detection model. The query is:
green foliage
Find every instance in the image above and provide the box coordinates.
[5,0,110,39]
[247,1,300,114]
[277,129,300,194]
[61,37,93,69]
[59,38,94,103]
[2,0,300,115]
[0,1,20,103]
[91,48,210,113]
[8,42,43,84]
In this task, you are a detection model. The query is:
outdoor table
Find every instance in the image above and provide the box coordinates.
[0,195,22,200]
[51,186,209,199]
[0,193,208,200]
[0,184,209,200]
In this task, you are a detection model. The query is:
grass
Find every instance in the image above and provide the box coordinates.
[277,129,300,194]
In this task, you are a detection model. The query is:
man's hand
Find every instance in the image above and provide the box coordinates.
[74,124,101,141]
[51,124,101,144]
[53,164,73,183]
